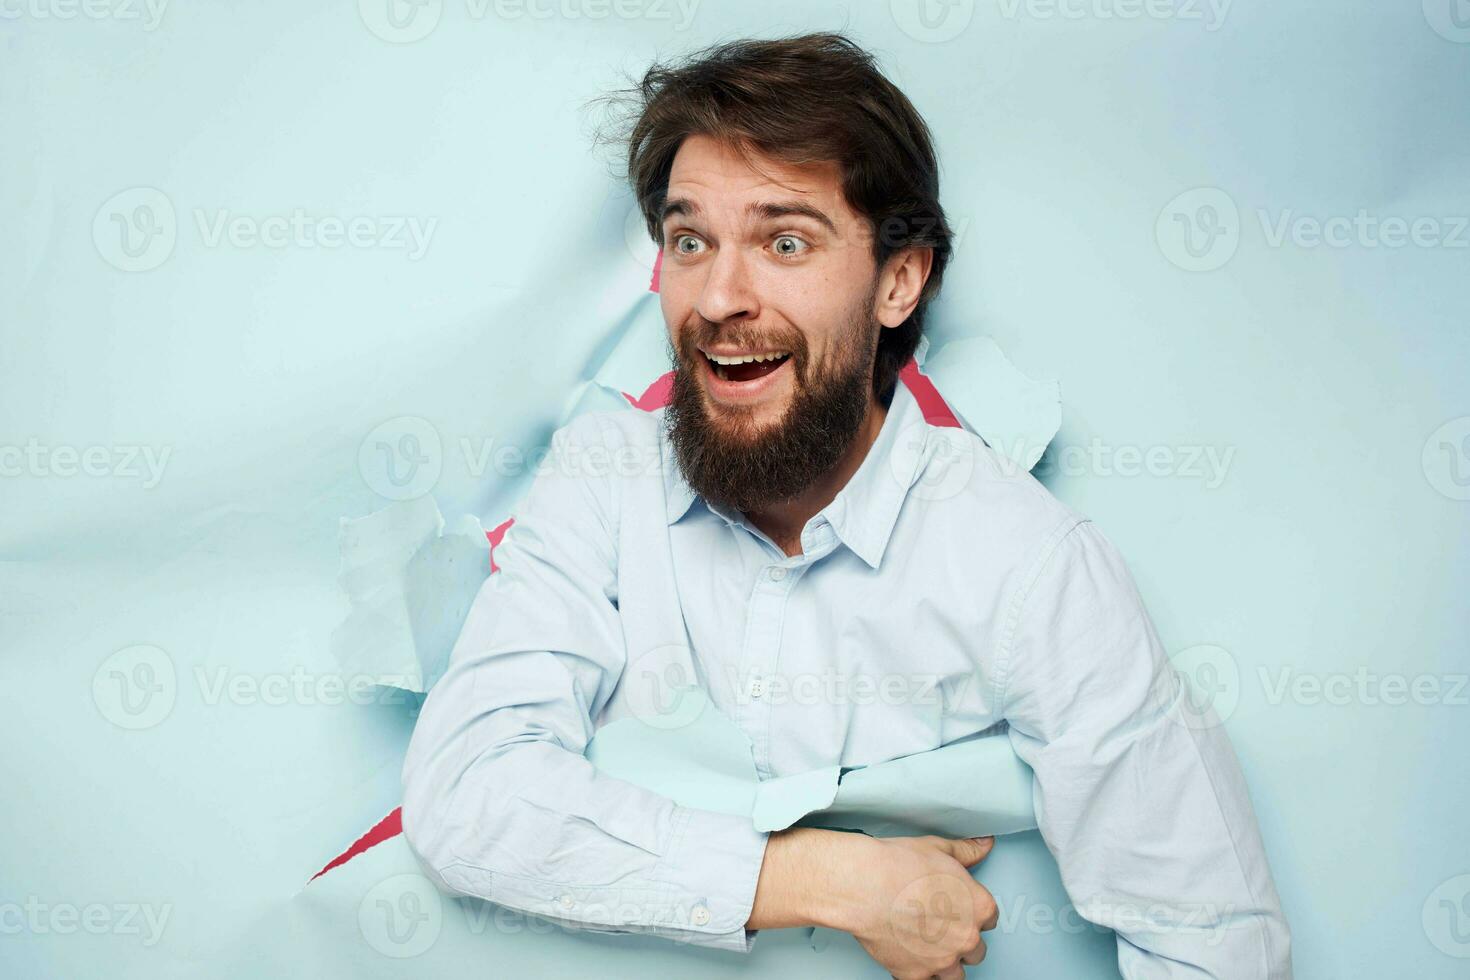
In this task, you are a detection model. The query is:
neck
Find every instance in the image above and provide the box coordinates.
[745,394,888,557]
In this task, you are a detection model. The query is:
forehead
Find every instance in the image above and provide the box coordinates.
[665,134,849,217]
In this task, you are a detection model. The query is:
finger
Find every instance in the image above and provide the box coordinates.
[970,883,999,931]
[961,937,988,965]
[943,835,995,867]
[934,963,967,980]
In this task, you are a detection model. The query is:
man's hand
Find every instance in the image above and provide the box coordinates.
[749,829,999,979]
[844,834,998,979]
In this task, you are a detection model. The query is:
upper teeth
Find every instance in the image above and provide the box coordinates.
[705,352,788,365]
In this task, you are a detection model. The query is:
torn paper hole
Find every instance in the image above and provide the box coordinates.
[330,495,490,692]
[921,336,1061,471]
[585,687,1035,839]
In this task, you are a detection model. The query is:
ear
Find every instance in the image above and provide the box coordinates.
[875,245,934,329]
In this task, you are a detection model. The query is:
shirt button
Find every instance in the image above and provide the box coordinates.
[557,894,574,911]
[767,566,786,582]
[691,904,711,926]
[748,676,764,699]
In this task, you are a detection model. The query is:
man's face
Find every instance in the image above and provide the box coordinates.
[658,134,885,513]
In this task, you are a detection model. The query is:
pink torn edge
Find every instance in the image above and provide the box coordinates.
[308,807,402,882]
[487,516,514,574]
[307,250,963,885]
[304,518,514,885]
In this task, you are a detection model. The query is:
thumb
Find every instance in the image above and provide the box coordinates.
[943,835,995,868]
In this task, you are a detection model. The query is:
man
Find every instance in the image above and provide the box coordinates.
[402,32,1291,979]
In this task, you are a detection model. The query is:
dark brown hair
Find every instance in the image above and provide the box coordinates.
[590,31,953,407]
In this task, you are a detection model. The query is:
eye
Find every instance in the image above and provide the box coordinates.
[772,235,810,258]
[671,234,706,255]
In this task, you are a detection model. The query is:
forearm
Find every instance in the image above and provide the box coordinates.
[747,827,874,933]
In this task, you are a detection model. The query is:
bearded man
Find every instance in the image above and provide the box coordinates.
[402,32,1291,980]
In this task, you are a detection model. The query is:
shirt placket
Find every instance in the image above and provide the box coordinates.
[733,519,837,778]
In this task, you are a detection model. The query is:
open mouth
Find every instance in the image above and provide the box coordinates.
[703,350,792,384]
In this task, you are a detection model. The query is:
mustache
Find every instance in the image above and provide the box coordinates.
[675,320,809,370]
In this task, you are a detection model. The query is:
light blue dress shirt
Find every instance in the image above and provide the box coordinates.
[401,381,1292,976]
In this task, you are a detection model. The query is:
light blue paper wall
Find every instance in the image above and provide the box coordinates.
[2,2,1467,978]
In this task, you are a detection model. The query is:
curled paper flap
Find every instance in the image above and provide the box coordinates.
[585,688,1035,841]
[559,377,634,427]
[587,291,674,404]
[912,332,931,367]
[921,336,1061,471]
[330,496,490,692]
[815,731,1036,839]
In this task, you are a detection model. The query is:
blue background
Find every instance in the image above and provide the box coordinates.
[2,1,1467,976]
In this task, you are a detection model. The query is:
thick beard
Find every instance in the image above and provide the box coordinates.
[664,297,878,517]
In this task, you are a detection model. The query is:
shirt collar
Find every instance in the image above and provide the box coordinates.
[658,381,928,570]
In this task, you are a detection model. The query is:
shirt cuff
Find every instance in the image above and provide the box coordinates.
[651,804,770,953]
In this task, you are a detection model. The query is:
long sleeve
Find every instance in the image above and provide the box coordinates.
[400,414,770,952]
[999,518,1292,978]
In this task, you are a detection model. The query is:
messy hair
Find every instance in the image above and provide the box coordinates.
[591,31,953,407]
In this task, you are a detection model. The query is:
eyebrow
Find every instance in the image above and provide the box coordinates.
[659,196,838,235]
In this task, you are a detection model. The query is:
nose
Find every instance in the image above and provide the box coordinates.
[694,243,761,326]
